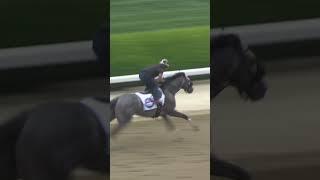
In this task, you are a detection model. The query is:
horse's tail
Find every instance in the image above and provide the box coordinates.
[110,97,119,121]
[0,111,28,175]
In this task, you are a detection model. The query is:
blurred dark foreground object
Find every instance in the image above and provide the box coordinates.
[0,97,109,180]
[93,24,108,76]
[212,157,251,180]
[211,33,267,100]
[211,33,268,180]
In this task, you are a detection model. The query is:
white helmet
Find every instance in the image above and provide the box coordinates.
[160,58,169,67]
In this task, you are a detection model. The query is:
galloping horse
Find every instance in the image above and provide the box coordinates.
[212,33,267,180]
[110,72,198,137]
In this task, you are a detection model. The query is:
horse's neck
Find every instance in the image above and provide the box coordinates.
[163,81,181,95]
[163,90,176,108]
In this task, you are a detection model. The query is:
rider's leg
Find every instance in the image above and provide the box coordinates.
[150,79,161,101]
[161,114,175,131]
[141,76,162,116]
[139,72,148,91]
[139,71,150,91]
[140,73,154,92]
[151,86,162,117]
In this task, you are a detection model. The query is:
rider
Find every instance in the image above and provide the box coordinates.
[139,58,170,117]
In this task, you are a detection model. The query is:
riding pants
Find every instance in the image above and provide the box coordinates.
[139,72,162,101]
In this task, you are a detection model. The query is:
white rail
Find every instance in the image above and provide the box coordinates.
[110,67,210,84]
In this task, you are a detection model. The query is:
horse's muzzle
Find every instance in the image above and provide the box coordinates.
[185,87,194,93]
[247,80,267,101]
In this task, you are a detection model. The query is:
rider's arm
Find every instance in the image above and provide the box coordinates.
[156,72,165,82]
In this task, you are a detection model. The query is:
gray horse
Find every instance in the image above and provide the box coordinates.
[110,72,198,137]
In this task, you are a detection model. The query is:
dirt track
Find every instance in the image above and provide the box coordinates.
[111,113,210,180]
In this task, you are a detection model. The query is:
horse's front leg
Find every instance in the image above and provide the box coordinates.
[161,114,175,131]
[167,110,199,131]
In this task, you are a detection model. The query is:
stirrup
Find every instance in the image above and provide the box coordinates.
[154,102,162,117]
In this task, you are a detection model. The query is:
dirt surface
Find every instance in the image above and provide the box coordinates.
[111,112,210,180]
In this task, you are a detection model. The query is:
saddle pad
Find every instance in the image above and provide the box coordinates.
[80,97,109,142]
[135,88,165,111]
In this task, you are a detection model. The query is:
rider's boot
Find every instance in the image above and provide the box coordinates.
[154,99,162,118]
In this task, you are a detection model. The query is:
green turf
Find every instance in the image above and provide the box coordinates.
[212,0,320,27]
[111,26,209,76]
[111,0,210,76]
[111,0,209,33]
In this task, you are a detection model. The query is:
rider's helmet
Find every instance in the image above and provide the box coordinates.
[160,58,169,68]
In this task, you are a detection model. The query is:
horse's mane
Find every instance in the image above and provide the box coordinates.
[212,33,243,51]
[160,72,186,88]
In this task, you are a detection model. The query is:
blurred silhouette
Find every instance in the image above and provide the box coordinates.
[211,33,268,180]
[93,24,108,76]
[0,97,109,180]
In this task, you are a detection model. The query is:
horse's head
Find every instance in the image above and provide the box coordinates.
[230,36,267,101]
[212,33,267,101]
[181,74,194,93]
[162,72,194,94]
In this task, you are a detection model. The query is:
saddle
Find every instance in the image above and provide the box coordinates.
[135,88,165,112]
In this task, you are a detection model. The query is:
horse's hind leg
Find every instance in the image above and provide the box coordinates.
[161,114,175,131]
[111,122,129,138]
[111,113,132,138]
